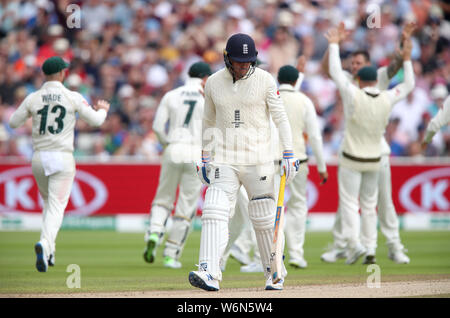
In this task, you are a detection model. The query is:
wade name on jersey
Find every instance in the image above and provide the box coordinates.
[42,94,62,103]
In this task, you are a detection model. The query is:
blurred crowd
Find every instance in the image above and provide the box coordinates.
[0,0,449,163]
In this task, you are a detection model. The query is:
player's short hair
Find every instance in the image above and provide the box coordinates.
[351,50,370,62]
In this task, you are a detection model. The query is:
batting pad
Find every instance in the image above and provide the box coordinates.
[248,198,277,278]
[199,186,230,281]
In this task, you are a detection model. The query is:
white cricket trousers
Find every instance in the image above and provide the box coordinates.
[32,151,75,257]
[199,162,282,280]
[332,156,404,252]
[370,155,404,252]
[338,165,379,249]
[147,147,202,259]
[284,165,309,260]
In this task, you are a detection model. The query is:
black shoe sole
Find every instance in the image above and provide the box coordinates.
[35,243,47,272]
[362,255,376,265]
[188,272,218,291]
[143,240,156,263]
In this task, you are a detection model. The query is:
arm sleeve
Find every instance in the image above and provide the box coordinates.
[328,43,358,117]
[202,80,216,150]
[377,66,390,91]
[424,96,450,143]
[303,97,326,172]
[74,93,107,127]
[152,93,170,145]
[294,72,304,91]
[8,94,32,128]
[266,74,293,151]
[385,60,415,106]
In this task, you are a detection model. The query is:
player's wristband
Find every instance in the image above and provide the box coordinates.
[202,152,211,163]
[282,150,294,159]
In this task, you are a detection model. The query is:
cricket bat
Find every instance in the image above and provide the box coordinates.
[270,172,286,284]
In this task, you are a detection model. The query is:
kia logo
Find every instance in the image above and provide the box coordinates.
[399,167,450,212]
[0,167,108,216]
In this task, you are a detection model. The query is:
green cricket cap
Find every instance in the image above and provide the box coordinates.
[188,62,212,78]
[277,65,299,84]
[42,56,69,75]
[357,66,377,82]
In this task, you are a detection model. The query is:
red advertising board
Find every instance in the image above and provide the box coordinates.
[0,162,448,216]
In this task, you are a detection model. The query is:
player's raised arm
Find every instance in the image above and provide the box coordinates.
[376,21,417,90]
[293,55,306,91]
[321,22,349,78]
[385,37,415,106]
[326,28,357,115]
[386,21,417,79]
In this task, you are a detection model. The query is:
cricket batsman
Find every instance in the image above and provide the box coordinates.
[188,33,299,291]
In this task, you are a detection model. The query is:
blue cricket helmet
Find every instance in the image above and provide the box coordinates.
[224,33,258,63]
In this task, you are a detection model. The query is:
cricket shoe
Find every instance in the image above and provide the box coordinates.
[188,270,220,291]
[362,248,376,265]
[240,261,263,273]
[48,253,55,267]
[229,245,251,265]
[265,276,284,290]
[143,233,159,263]
[346,244,366,265]
[321,246,347,263]
[164,256,182,269]
[388,249,410,264]
[34,242,48,272]
[289,257,308,269]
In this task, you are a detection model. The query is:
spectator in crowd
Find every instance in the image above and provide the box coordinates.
[0,0,449,161]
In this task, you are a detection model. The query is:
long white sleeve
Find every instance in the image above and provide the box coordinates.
[267,76,293,152]
[303,97,326,173]
[386,60,415,106]
[152,93,171,145]
[202,79,216,151]
[294,72,304,91]
[8,94,33,128]
[424,96,450,143]
[74,93,107,127]
[329,43,357,117]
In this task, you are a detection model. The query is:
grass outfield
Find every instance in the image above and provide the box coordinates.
[0,230,449,294]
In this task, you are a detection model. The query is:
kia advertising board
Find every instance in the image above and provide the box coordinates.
[0,162,448,217]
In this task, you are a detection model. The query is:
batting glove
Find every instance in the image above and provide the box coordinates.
[281,150,300,184]
[196,153,211,185]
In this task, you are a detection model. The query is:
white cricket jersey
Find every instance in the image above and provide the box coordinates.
[278,84,327,173]
[329,43,415,170]
[9,81,107,153]
[152,78,205,161]
[203,67,293,165]
[424,95,450,143]
[343,67,391,156]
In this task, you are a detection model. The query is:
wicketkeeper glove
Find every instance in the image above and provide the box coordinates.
[196,152,211,185]
[281,150,300,184]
